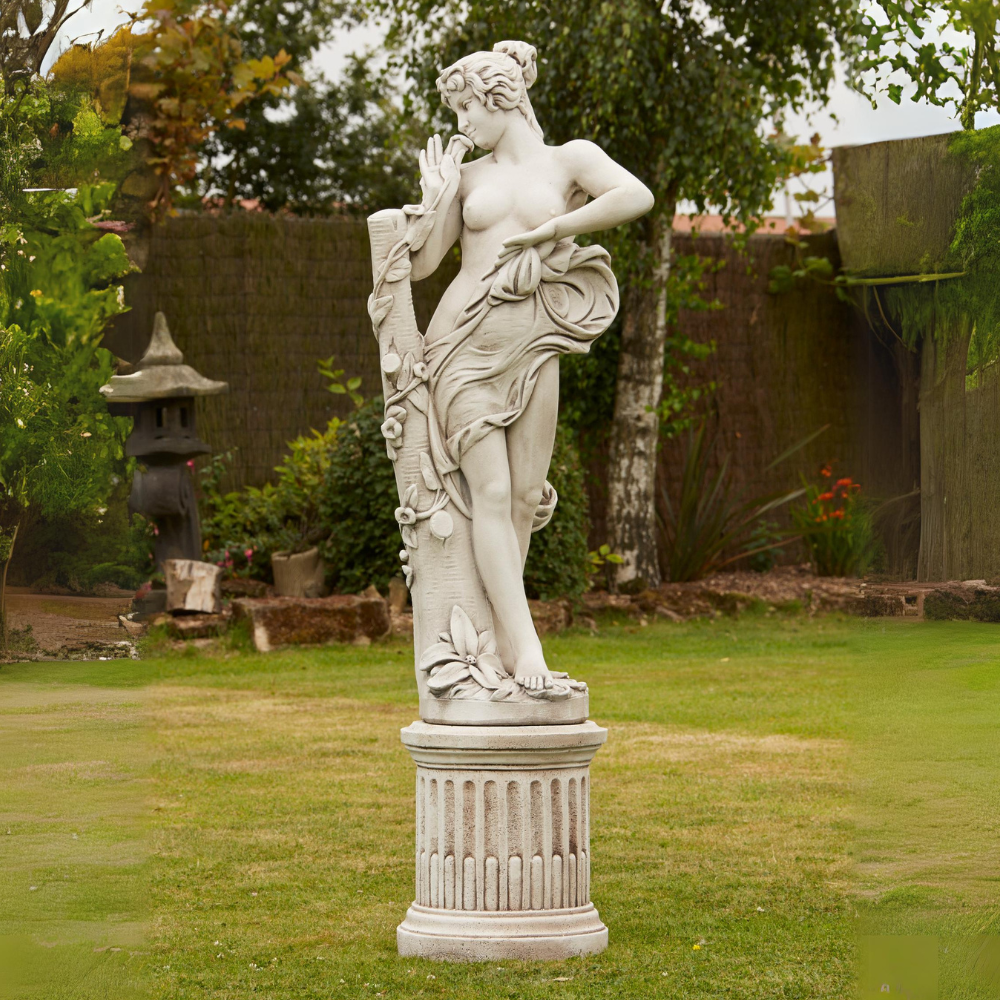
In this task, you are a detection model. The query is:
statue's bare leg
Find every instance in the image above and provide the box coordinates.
[460,426,551,691]
[507,357,560,566]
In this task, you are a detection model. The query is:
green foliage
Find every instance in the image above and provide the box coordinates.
[522,425,590,600]
[198,55,425,213]
[791,467,875,577]
[199,414,343,575]
[878,125,1000,359]
[0,185,133,533]
[11,486,154,593]
[659,422,816,583]
[852,1,999,130]
[200,393,593,599]
[318,395,405,594]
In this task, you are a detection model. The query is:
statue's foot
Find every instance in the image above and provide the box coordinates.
[514,653,553,692]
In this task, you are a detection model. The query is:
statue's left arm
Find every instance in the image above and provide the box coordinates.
[497,140,654,262]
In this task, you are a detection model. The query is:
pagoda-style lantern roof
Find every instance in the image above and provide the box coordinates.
[100,312,228,403]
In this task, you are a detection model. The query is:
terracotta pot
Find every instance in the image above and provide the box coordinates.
[271,546,325,598]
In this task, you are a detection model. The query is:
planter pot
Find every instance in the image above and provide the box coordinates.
[271,547,325,598]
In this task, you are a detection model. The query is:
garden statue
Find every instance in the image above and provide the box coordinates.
[100,312,227,571]
[366,40,652,960]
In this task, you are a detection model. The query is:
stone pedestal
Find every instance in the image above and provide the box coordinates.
[397,721,608,961]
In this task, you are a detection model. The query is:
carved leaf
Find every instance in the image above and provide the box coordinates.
[475,652,505,685]
[418,643,459,672]
[401,524,418,549]
[468,663,499,690]
[406,209,437,253]
[367,293,393,329]
[403,483,418,507]
[427,661,471,694]
[384,255,412,283]
[408,384,429,415]
[490,680,517,702]
[417,452,441,491]
[400,352,414,389]
[386,442,397,462]
[450,605,479,660]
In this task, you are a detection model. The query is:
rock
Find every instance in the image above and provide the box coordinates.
[858,593,906,617]
[221,577,268,599]
[231,594,391,651]
[924,583,1000,622]
[118,614,146,639]
[388,576,409,614]
[164,559,222,613]
[528,599,573,635]
[362,584,383,600]
[164,612,230,640]
[391,608,414,638]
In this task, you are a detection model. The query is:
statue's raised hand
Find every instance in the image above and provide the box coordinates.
[418,134,473,207]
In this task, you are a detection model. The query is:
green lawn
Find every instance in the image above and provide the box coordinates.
[1,615,998,998]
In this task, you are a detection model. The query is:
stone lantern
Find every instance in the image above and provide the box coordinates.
[100,312,227,570]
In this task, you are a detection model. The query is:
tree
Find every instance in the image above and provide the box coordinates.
[0,187,133,647]
[0,0,92,90]
[195,0,420,212]
[198,54,423,212]
[852,0,999,130]
[124,0,300,218]
[367,0,856,587]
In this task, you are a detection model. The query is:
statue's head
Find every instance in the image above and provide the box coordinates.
[436,40,543,150]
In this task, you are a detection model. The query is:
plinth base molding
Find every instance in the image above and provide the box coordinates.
[397,902,607,961]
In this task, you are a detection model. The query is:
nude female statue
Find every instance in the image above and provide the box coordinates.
[405,40,653,694]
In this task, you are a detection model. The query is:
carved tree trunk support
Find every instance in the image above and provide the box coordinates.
[367,211,607,960]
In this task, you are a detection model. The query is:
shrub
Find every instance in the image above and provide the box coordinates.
[200,395,593,600]
[318,396,405,595]
[523,425,590,600]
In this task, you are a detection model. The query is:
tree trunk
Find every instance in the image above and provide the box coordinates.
[607,208,674,590]
[0,523,19,652]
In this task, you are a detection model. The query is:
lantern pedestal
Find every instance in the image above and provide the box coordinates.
[397,721,608,962]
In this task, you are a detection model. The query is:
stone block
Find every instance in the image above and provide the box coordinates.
[924,583,1000,622]
[231,594,391,651]
[164,559,222,613]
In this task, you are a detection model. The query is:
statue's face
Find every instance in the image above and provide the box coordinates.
[448,86,504,150]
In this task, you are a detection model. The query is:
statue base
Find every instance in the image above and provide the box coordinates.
[397,721,608,962]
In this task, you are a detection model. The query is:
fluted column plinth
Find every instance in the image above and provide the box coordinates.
[397,721,608,961]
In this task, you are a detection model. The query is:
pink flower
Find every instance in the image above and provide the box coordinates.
[244,548,253,562]
[186,459,195,469]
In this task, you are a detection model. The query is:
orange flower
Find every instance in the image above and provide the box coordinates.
[820,464,833,478]
[830,509,845,519]
[818,491,835,501]
[835,477,853,487]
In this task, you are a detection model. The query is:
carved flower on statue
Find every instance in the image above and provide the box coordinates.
[382,404,407,460]
[396,484,419,548]
[419,606,506,696]
[412,361,429,382]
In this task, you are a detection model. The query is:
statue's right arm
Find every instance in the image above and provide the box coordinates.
[410,185,463,281]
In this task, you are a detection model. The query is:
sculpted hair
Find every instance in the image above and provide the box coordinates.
[436,40,543,139]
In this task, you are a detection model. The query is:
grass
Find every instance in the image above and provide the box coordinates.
[1,614,998,998]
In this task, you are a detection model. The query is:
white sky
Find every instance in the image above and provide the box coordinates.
[52,0,1000,219]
